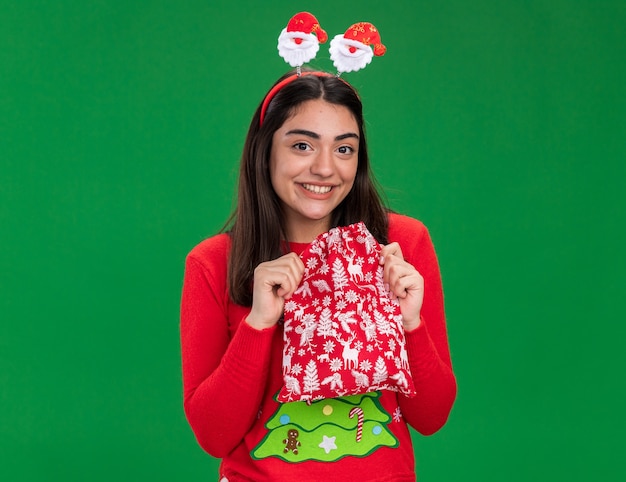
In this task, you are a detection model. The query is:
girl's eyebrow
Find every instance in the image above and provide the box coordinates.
[285,129,320,139]
[285,129,359,141]
[335,132,359,141]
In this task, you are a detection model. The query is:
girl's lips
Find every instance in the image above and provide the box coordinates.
[301,183,333,194]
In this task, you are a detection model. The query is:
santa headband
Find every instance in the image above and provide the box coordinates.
[260,12,386,125]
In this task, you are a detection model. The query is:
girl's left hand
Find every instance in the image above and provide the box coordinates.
[379,242,424,332]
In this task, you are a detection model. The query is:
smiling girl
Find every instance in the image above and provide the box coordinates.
[180,72,456,481]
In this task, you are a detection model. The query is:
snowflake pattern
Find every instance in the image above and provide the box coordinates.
[329,358,343,372]
[306,257,319,270]
[323,340,336,354]
[345,290,358,303]
[393,406,403,423]
[278,222,416,403]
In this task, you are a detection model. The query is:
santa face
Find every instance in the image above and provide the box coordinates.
[270,99,359,243]
[278,29,321,67]
[329,35,375,73]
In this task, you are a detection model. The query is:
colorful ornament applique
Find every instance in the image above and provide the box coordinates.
[278,222,416,403]
[252,392,399,463]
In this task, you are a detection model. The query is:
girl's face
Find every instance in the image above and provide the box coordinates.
[270,99,359,243]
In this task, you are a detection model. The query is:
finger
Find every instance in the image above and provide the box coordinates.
[255,263,293,294]
[381,251,410,286]
[390,271,423,299]
[276,269,302,298]
[285,252,305,274]
[386,264,416,296]
[379,242,404,264]
[282,253,305,294]
[263,267,298,298]
[384,256,422,291]
[268,254,304,298]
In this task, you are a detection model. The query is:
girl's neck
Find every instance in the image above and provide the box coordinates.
[281,239,312,256]
[283,220,331,244]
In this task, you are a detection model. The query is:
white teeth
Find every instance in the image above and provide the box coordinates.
[302,183,332,194]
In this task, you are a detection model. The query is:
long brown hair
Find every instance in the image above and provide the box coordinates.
[225,71,389,306]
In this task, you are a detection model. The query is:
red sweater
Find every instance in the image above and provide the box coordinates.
[180,213,456,481]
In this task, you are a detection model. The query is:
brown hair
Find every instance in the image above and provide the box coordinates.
[224,71,389,306]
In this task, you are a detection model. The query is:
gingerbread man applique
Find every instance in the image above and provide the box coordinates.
[282,429,301,455]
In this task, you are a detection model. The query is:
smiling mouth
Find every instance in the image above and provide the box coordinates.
[302,183,332,194]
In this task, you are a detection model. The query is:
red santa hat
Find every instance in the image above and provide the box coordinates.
[342,22,386,56]
[286,11,328,44]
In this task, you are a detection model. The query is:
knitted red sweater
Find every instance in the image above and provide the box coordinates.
[180,213,456,481]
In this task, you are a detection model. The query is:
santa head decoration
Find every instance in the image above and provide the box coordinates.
[277,12,328,68]
[261,13,387,126]
[329,22,386,74]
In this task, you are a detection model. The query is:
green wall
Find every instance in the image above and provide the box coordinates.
[2,1,624,480]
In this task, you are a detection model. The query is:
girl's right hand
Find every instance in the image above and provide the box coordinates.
[245,252,305,330]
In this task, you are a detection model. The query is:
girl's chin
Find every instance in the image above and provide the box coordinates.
[289,209,334,225]
[298,212,333,223]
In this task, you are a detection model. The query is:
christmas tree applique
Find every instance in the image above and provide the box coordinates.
[252,391,399,463]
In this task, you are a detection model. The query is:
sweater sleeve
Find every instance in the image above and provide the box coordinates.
[180,249,275,457]
[392,216,457,435]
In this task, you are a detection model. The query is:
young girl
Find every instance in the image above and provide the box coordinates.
[180,71,456,481]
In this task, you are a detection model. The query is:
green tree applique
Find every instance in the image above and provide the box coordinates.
[252,391,398,463]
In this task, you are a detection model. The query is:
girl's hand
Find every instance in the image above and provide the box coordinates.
[245,252,305,330]
[379,243,424,332]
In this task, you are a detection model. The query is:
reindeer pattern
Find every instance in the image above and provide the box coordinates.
[278,222,415,403]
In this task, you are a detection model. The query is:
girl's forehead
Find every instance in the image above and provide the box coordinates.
[281,100,358,132]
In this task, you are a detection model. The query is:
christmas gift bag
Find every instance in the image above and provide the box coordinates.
[277,222,416,403]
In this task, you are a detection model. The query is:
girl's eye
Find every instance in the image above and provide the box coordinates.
[337,146,354,155]
[293,142,310,151]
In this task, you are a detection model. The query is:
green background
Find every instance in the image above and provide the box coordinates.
[2,0,624,480]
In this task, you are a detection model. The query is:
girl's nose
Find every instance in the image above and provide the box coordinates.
[310,150,334,177]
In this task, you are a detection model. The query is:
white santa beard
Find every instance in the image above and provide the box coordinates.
[277,29,321,67]
[329,35,374,73]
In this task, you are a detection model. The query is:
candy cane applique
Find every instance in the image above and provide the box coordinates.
[349,407,364,442]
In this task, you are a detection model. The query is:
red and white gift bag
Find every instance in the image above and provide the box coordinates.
[278,222,416,403]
